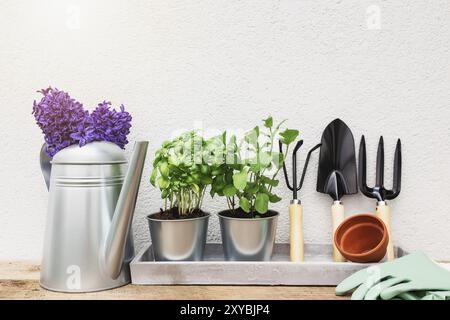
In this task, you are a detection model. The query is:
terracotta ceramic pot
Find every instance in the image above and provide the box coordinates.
[334,213,389,263]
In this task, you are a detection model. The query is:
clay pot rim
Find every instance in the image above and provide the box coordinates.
[334,213,389,259]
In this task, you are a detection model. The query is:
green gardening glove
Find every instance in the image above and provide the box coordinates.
[336,252,450,300]
[399,290,450,300]
[396,291,450,300]
[421,291,450,300]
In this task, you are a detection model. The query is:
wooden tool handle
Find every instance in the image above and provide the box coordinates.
[289,203,304,262]
[331,201,346,262]
[376,203,395,261]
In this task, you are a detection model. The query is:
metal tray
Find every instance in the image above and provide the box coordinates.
[130,243,407,286]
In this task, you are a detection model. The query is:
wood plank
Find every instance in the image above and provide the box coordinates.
[3,261,448,300]
[0,280,344,300]
[0,262,345,300]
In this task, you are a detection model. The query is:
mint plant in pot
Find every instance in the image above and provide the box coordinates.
[148,131,213,261]
[211,117,299,261]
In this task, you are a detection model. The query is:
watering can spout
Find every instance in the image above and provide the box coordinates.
[104,141,148,279]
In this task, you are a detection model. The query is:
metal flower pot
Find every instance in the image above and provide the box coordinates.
[147,213,210,261]
[218,210,279,261]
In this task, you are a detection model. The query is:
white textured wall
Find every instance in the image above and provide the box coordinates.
[1,0,450,261]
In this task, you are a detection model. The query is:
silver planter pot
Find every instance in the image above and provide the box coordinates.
[218,210,279,261]
[147,213,210,261]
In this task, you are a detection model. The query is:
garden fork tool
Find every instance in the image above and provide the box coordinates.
[359,136,402,261]
[280,140,321,262]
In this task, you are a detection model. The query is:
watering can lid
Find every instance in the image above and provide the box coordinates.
[51,141,127,164]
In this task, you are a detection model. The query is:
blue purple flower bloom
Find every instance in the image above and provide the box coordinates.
[90,101,132,149]
[32,88,132,157]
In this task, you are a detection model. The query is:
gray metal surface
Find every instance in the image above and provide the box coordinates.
[40,141,148,292]
[147,214,210,261]
[219,212,278,261]
[131,243,407,286]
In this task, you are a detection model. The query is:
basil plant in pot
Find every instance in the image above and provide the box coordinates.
[148,131,213,261]
[210,117,299,261]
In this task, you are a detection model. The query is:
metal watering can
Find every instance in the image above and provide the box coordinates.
[39,141,148,292]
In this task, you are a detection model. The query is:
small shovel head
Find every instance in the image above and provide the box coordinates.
[317,119,358,201]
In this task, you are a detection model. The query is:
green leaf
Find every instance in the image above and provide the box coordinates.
[152,155,162,167]
[157,176,170,189]
[150,167,158,186]
[255,193,269,214]
[168,155,180,166]
[192,184,200,194]
[261,176,279,187]
[263,116,273,128]
[200,175,213,185]
[244,127,259,146]
[245,182,259,194]
[233,170,248,190]
[225,171,234,184]
[223,185,238,197]
[231,162,243,171]
[159,161,169,177]
[279,129,299,145]
[212,176,226,191]
[228,135,237,151]
[258,151,272,167]
[222,131,227,145]
[239,197,250,213]
[254,126,260,137]
[200,164,210,175]
[269,193,282,203]
[248,161,260,172]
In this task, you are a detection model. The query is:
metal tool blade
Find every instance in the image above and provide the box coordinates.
[316,119,358,201]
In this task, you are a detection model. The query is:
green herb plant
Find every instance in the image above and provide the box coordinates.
[209,117,299,217]
[150,131,213,216]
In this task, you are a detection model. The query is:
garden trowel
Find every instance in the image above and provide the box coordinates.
[317,119,358,262]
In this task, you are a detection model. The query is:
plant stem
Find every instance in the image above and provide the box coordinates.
[226,197,233,211]
[268,145,289,193]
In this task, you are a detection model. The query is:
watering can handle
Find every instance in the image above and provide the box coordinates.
[40,144,52,191]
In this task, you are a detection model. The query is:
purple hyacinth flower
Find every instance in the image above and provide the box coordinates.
[33,88,132,157]
[70,123,95,147]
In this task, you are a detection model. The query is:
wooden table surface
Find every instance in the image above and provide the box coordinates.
[5,261,448,300]
[0,262,345,300]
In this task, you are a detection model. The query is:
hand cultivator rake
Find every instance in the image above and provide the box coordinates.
[279,140,321,262]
